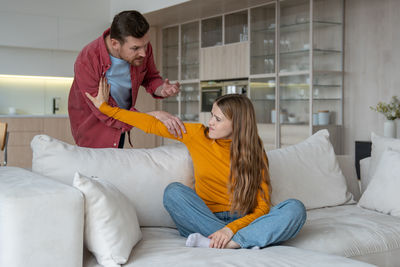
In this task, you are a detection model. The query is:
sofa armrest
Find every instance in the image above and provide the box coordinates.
[0,167,84,267]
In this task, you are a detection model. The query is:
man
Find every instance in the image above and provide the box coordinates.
[68,10,185,148]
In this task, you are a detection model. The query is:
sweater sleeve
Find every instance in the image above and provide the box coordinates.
[225,182,270,234]
[99,102,202,142]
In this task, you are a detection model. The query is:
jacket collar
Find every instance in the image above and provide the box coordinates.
[100,28,112,73]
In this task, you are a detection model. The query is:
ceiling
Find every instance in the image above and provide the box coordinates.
[144,0,274,27]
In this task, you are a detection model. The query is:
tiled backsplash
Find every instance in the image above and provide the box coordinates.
[0,75,72,115]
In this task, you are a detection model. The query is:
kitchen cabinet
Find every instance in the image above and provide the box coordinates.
[0,115,158,168]
[249,0,344,153]
[162,22,201,123]
[200,10,250,80]
[162,26,179,81]
[181,22,200,80]
[200,42,249,80]
[0,116,73,169]
[160,0,344,153]
[201,16,223,48]
[224,10,248,44]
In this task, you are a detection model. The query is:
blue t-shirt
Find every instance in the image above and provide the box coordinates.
[106,55,132,110]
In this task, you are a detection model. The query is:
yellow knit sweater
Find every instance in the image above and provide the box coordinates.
[99,103,270,233]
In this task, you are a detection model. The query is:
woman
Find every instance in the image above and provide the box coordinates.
[86,78,306,249]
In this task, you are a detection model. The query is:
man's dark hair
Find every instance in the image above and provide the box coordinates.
[110,10,149,43]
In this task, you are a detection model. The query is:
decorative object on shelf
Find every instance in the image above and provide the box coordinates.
[313,88,319,99]
[298,89,306,99]
[383,120,397,139]
[312,113,319,125]
[318,110,330,125]
[370,96,400,138]
[266,94,275,100]
[8,107,16,115]
[271,109,287,124]
[288,114,298,123]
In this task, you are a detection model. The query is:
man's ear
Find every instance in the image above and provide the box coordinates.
[110,38,121,51]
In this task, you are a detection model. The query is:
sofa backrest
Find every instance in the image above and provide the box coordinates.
[31,135,359,228]
[31,135,194,228]
[336,155,361,201]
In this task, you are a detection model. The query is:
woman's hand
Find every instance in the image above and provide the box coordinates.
[85,77,110,109]
[208,227,234,249]
[147,110,186,138]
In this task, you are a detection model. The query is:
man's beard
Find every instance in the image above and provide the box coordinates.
[130,57,144,66]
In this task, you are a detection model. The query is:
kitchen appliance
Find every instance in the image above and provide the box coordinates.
[200,79,248,112]
[201,84,222,112]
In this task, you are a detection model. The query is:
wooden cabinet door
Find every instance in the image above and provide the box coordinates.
[0,118,43,169]
[200,42,249,80]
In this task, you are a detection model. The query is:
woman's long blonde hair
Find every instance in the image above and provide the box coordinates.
[215,94,271,215]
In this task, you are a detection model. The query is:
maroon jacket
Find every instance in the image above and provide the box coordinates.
[68,29,164,148]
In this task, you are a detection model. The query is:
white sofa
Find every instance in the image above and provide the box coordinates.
[0,133,399,267]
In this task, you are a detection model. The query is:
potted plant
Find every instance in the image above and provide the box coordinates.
[370,96,400,138]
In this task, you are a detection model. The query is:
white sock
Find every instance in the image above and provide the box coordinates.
[185,233,211,248]
[251,246,260,250]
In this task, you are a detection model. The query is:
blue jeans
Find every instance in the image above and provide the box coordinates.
[163,182,306,248]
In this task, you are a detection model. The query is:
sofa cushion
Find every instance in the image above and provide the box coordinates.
[31,134,194,228]
[73,172,142,267]
[358,149,400,217]
[267,129,353,209]
[360,157,371,194]
[365,133,400,192]
[283,204,400,265]
[336,155,361,201]
[83,228,374,267]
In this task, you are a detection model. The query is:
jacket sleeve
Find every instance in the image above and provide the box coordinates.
[225,183,271,234]
[141,43,164,98]
[74,61,132,131]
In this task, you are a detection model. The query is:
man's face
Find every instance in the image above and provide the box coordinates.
[112,32,149,66]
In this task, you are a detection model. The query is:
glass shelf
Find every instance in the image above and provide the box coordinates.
[163,100,179,104]
[181,100,200,103]
[163,65,179,68]
[182,41,199,47]
[181,63,199,67]
[251,49,342,58]
[252,21,342,34]
[280,49,342,55]
[163,44,179,49]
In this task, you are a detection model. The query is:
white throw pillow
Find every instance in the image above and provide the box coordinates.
[267,129,353,210]
[358,149,400,217]
[73,172,142,267]
[31,134,194,228]
[365,133,400,192]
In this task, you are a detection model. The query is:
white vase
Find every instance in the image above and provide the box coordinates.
[384,120,396,138]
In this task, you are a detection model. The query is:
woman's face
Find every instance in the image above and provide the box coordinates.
[208,103,233,139]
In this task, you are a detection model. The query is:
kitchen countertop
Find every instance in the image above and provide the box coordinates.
[0,114,69,118]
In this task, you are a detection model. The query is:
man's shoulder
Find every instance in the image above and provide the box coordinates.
[76,34,106,66]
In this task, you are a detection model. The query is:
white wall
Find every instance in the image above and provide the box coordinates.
[0,0,111,76]
[344,0,400,156]
[0,0,112,115]
[110,0,190,21]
